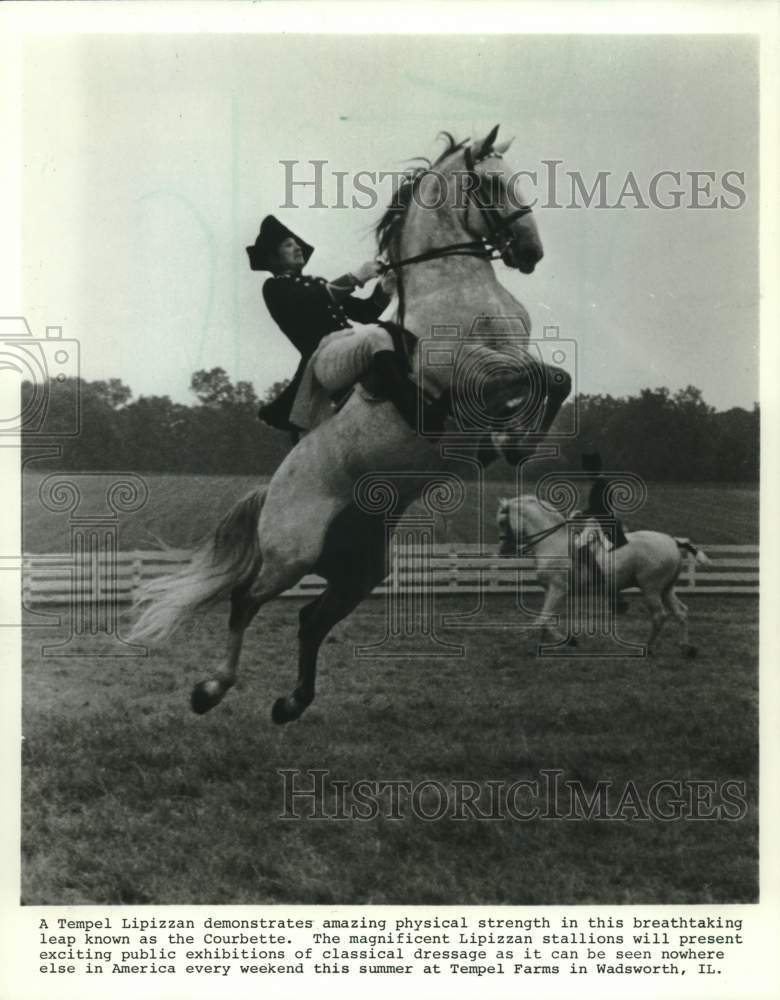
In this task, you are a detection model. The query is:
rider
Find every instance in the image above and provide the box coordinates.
[581,452,629,547]
[247,215,422,438]
[576,452,629,612]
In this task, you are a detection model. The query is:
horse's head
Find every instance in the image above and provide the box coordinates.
[463,125,543,273]
[497,496,522,556]
[380,127,542,275]
[429,125,543,274]
[497,495,562,556]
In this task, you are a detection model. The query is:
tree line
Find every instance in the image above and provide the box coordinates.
[21,371,758,481]
[548,385,758,482]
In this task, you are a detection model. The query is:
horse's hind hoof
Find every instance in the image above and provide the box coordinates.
[272,696,301,725]
[681,644,698,660]
[191,680,224,715]
[271,698,288,724]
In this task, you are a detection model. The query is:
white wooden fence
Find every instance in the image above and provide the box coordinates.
[21,544,758,605]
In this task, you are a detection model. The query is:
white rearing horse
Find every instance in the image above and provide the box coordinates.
[497,496,710,656]
[131,126,571,722]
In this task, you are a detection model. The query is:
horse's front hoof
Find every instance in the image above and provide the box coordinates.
[271,696,303,725]
[681,643,698,659]
[191,680,224,715]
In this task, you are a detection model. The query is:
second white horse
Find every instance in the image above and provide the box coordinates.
[497,495,710,656]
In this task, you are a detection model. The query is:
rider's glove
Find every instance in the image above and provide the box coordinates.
[350,260,382,286]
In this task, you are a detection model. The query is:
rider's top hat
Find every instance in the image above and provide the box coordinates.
[582,452,603,474]
[246,215,314,272]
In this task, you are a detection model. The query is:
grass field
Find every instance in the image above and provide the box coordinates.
[22,593,758,906]
[22,472,759,551]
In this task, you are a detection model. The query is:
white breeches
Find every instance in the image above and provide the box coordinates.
[574,523,611,551]
[312,325,394,394]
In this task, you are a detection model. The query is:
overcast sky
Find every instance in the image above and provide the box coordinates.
[22,33,758,410]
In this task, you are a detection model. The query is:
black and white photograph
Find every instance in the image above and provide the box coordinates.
[1,2,778,997]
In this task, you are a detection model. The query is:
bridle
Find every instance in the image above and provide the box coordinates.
[462,145,534,250]
[380,147,534,273]
[499,512,569,557]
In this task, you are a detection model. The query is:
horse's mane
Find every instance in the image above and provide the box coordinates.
[374,132,467,256]
[375,132,468,325]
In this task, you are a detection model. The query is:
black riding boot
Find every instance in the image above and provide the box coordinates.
[368,351,419,430]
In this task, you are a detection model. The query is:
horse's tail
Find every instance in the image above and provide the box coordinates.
[130,487,266,643]
[675,537,711,566]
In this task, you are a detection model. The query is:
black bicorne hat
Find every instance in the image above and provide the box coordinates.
[582,452,603,474]
[246,215,314,272]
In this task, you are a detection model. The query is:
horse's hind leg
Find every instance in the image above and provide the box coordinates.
[191,576,262,714]
[271,506,389,724]
[191,553,311,714]
[271,582,372,724]
[663,585,696,659]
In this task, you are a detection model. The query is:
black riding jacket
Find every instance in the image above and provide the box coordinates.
[584,475,628,546]
[258,273,389,431]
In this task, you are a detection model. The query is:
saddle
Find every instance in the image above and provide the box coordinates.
[377,319,418,364]
[357,320,453,434]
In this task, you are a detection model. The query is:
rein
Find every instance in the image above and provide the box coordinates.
[381,238,497,272]
[508,519,568,556]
